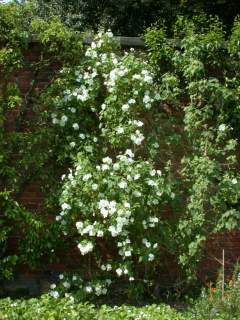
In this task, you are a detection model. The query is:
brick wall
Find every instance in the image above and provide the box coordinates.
[3,41,240,296]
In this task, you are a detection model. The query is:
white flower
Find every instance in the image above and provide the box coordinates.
[124,251,132,257]
[59,274,64,279]
[116,268,123,276]
[108,225,119,237]
[218,124,226,131]
[85,286,93,293]
[61,203,71,211]
[147,179,157,187]
[134,174,140,180]
[125,149,134,158]
[101,164,109,171]
[132,74,141,80]
[50,284,56,289]
[97,230,104,237]
[72,276,77,281]
[102,288,107,295]
[70,107,76,113]
[92,184,98,190]
[129,277,135,282]
[122,104,129,112]
[133,191,141,197]
[116,127,125,134]
[70,142,76,148]
[118,181,127,189]
[232,178,238,184]
[100,207,108,218]
[113,163,120,170]
[145,241,151,248]
[109,200,117,210]
[144,75,153,84]
[72,123,79,130]
[97,39,103,48]
[79,133,86,139]
[133,120,144,127]
[148,253,155,261]
[95,286,102,296]
[106,264,112,271]
[56,215,61,221]
[98,199,108,208]
[106,30,113,37]
[63,281,71,289]
[101,103,106,110]
[128,99,136,104]
[150,170,156,176]
[102,157,112,164]
[50,290,59,299]
[143,95,151,104]
[127,175,132,181]
[76,221,83,230]
[61,115,68,122]
[83,173,92,181]
[52,118,59,124]
[77,241,94,255]
[112,58,118,65]
[130,130,144,145]
[82,225,94,235]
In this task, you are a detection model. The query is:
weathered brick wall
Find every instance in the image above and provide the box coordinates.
[3,42,240,296]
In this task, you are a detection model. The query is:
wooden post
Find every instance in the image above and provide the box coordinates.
[222,249,225,300]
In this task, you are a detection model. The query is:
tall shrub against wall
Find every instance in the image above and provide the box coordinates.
[44,19,240,299]
[1,1,240,300]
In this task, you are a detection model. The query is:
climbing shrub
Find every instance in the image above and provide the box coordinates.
[0,2,84,279]
[45,18,240,299]
[1,1,240,300]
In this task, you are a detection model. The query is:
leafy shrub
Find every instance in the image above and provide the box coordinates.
[0,3,84,279]
[189,265,240,320]
[1,1,240,301]
[30,0,240,36]
[43,17,240,300]
[0,295,186,320]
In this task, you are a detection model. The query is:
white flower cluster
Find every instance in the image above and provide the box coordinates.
[77,241,94,255]
[142,216,159,229]
[52,31,175,297]
[84,279,111,296]
[130,130,145,145]
[76,221,104,237]
[98,199,117,218]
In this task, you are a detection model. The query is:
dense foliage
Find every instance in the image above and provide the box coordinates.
[2,269,240,319]
[29,0,240,36]
[1,0,240,302]
[0,2,85,279]
[0,297,187,320]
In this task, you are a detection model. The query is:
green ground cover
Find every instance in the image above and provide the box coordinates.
[0,296,192,320]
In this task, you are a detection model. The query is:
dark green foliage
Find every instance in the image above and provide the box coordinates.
[29,0,240,36]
